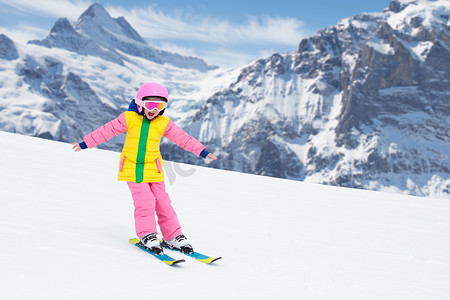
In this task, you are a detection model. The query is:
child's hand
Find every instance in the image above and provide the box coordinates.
[206,153,217,160]
[72,143,82,152]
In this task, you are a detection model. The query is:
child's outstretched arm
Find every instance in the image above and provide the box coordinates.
[164,119,217,160]
[72,113,127,151]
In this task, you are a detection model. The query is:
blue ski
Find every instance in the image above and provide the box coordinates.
[129,238,185,266]
[161,241,222,264]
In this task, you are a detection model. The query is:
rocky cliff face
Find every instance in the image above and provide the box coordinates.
[161,0,450,197]
[0,34,19,60]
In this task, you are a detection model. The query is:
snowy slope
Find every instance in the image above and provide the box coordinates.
[1,131,450,300]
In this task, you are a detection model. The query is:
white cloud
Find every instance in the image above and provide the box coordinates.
[200,47,257,68]
[201,46,300,68]
[155,42,197,58]
[0,1,308,67]
[107,5,307,47]
[0,25,48,43]
[107,5,308,67]
[0,0,91,20]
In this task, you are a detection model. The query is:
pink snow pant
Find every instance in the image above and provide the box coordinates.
[127,181,182,240]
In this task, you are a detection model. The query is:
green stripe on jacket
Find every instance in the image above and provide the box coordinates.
[135,118,151,183]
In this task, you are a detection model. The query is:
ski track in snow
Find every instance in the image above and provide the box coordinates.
[1,131,450,299]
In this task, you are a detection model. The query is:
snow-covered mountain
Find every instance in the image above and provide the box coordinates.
[166,0,450,198]
[29,3,216,71]
[2,131,450,299]
[0,1,448,198]
[0,3,225,149]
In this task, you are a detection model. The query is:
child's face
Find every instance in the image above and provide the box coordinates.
[142,96,164,120]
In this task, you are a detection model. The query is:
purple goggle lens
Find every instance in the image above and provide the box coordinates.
[139,100,167,112]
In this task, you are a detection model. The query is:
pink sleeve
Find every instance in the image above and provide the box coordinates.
[84,112,127,148]
[164,119,206,157]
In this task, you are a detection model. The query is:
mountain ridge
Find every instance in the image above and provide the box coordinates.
[75,2,146,44]
[29,3,216,71]
[163,0,449,197]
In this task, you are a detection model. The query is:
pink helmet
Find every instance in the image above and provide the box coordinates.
[135,82,169,113]
[136,82,169,101]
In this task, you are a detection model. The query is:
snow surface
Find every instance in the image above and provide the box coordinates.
[1,131,450,300]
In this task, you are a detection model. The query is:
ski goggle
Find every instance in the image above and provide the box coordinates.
[135,99,167,112]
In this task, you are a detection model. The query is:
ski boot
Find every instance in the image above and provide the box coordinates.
[162,234,194,254]
[141,232,163,255]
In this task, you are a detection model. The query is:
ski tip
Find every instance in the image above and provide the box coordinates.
[198,256,222,264]
[210,257,222,263]
[167,259,186,266]
[129,238,140,245]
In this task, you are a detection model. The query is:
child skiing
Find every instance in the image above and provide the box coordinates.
[72,82,217,256]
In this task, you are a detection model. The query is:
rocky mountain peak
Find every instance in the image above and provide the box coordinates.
[387,0,415,13]
[26,3,213,71]
[50,18,78,36]
[28,17,100,56]
[0,34,19,60]
[75,3,146,44]
[78,3,110,20]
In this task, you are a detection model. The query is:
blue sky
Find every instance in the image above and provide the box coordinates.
[0,0,390,67]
